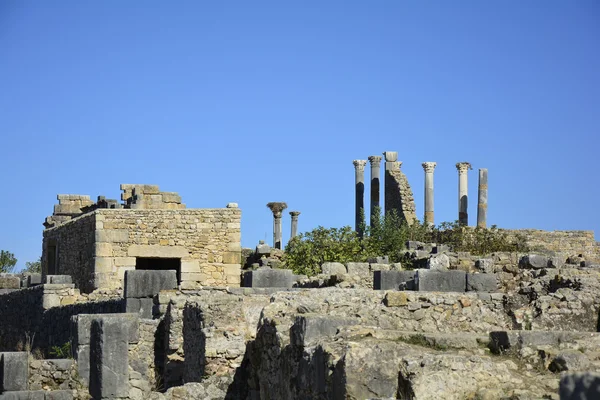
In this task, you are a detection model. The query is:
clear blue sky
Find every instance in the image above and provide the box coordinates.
[1,1,598,270]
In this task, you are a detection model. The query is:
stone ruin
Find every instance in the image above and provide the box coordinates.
[1,178,600,399]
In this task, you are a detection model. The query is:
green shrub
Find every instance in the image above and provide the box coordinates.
[49,342,72,359]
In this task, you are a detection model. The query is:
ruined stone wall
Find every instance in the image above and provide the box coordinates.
[0,284,123,352]
[94,207,241,290]
[42,213,96,293]
[385,168,417,225]
[503,229,600,261]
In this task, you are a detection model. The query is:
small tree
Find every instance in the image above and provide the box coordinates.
[25,257,42,274]
[0,250,17,273]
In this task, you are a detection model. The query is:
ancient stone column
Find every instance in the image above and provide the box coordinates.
[383,151,398,216]
[267,202,288,249]
[289,211,301,239]
[456,162,472,226]
[368,155,382,228]
[477,168,488,228]
[352,160,367,235]
[421,162,437,225]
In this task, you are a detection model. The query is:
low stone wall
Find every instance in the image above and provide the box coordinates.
[0,284,124,352]
[29,358,79,391]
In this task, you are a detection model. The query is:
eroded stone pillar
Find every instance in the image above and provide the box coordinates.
[267,202,288,249]
[290,211,301,239]
[456,162,472,226]
[368,155,382,227]
[422,162,437,225]
[477,168,488,228]
[353,160,367,235]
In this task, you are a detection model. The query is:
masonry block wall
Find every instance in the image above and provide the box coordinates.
[42,206,242,292]
[503,229,600,261]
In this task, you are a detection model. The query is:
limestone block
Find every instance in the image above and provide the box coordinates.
[0,274,20,289]
[223,263,241,276]
[124,270,178,298]
[346,262,370,277]
[369,263,391,272]
[560,372,600,399]
[53,204,83,214]
[466,273,498,292]
[26,274,42,287]
[321,262,347,275]
[0,392,45,399]
[255,242,271,255]
[161,192,181,203]
[127,244,189,258]
[0,352,28,392]
[89,316,130,399]
[291,314,359,347]
[43,391,74,400]
[126,298,153,319]
[384,291,409,307]
[180,260,200,273]
[426,254,450,270]
[113,257,136,267]
[475,258,494,274]
[94,243,113,257]
[44,275,72,284]
[242,268,294,288]
[75,344,91,385]
[367,256,389,264]
[415,270,466,292]
[93,257,114,273]
[72,313,139,347]
[373,270,415,290]
[519,254,549,269]
[42,294,61,309]
[181,272,204,282]
[95,229,129,243]
[222,251,241,264]
[226,274,241,285]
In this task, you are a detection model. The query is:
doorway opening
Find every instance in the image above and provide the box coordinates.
[135,257,181,284]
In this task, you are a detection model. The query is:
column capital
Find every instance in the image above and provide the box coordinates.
[267,202,287,218]
[353,160,367,171]
[382,151,398,162]
[289,211,301,218]
[368,155,382,167]
[456,162,472,173]
[422,162,437,173]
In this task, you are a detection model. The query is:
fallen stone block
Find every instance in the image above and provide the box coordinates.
[0,352,28,392]
[432,244,450,254]
[474,259,494,274]
[367,256,389,264]
[242,268,294,288]
[426,254,450,270]
[321,262,346,275]
[466,273,497,292]
[124,270,177,298]
[373,270,415,290]
[291,314,359,347]
[415,270,466,292]
[519,255,548,270]
[560,372,600,399]
[406,241,423,250]
[89,316,130,399]
[0,274,20,289]
[0,391,44,400]
[346,262,370,277]
[44,275,72,284]
[26,274,42,287]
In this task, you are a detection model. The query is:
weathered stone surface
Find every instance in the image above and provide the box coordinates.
[242,268,294,288]
[124,270,178,298]
[373,270,415,290]
[0,392,44,400]
[72,313,139,346]
[89,316,130,399]
[0,274,20,289]
[26,274,42,287]
[43,391,73,400]
[416,269,466,292]
[466,273,497,292]
[426,254,450,270]
[346,262,370,276]
[519,254,549,269]
[321,262,347,275]
[0,352,28,392]
[44,275,72,284]
[291,314,358,347]
[560,372,600,399]
[475,258,494,273]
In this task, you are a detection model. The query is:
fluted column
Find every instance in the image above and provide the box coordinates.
[422,162,437,225]
[477,169,488,228]
[368,155,382,228]
[353,160,367,235]
[456,162,472,226]
[267,202,288,249]
[289,211,301,239]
